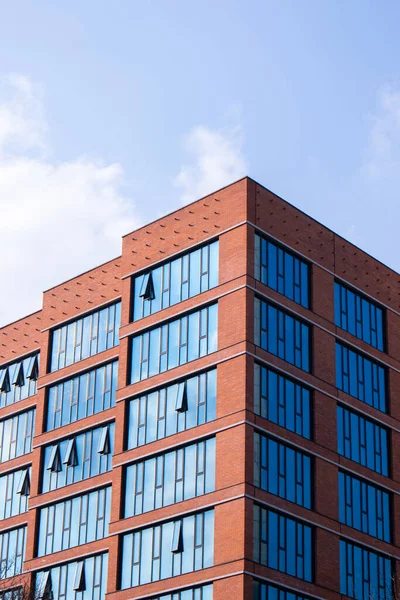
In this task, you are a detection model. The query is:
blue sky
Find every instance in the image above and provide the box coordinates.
[0,1,399,324]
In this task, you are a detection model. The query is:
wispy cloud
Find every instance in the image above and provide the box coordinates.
[364,85,400,179]
[174,125,247,204]
[0,75,139,326]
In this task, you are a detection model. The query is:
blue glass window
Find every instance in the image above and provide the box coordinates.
[336,343,386,412]
[254,298,310,372]
[253,580,311,600]
[254,364,311,438]
[121,509,214,588]
[254,432,312,508]
[125,438,215,517]
[253,504,312,581]
[148,585,213,600]
[133,241,219,321]
[42,423,114,493]
[130,304,218,383]
[37,487,111,556]
[255,233,309,308]
[35,553,108,600]
[0,409,35,463]
[50,302,121,372]
[0,526,26,579]
[338,471,391,542]
[127,369,216,448]
[46,361,118,431]
[337,406,389,476]
[0,590,23,599]
[0,468,30,520]
[340,539,392,599]
[335,282,385,351]
[0,354,39,409]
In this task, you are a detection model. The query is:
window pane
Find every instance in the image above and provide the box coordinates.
[132,241,219,321]
[335,281,385,351]
[254,298,310,372]
[255,233,310,308]
[130,306,218,384]
[50,302,121,372]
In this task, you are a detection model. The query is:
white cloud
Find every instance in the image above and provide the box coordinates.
[0,75,139,326]
[174,125,247,204]
[364,85,400,179]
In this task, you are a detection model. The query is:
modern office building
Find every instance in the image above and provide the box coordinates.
[0,177,399,600]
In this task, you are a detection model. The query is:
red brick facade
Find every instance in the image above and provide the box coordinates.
[0,177,399,599]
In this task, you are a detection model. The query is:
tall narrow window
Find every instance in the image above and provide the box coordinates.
[0,368,10,393]
[97,426,111,455]
[46,445,62,472]
[37,571,52,600]
[175,382,188,412]
[12,364,25,387]
[171,520,183,553]
[26,355,39,380]
[63,438,78,467]
[16,470,30,496]
[139,272,155,301]
[72,561,86,591]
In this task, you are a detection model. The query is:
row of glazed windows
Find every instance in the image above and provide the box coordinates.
[121,509,214,588]
[1,504,393,599]
[36,558,212,600]
[42,423,114,492]
[254,297,388,414]
[254,429,391,542]
[0,467,30,520]
[1,369,391,544]
[124,438,215,517]
[132,240,219,321]
[37,232,386,391]
[255,231,386,352]
[50,302,121,372]
[46,240,218,376]
[44,232,384,376]
[4,341,387,466]
[4,417,390,548]
[0,525,26,579]
[130,304,218,383]
[0,408,35,463]
[35,552,108,600]
[0,369,217,501]
[46,361,118,431]
[254,362,390,476]
[37,487,111,556]
[0,354,39,409]
[253,503,393,599]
